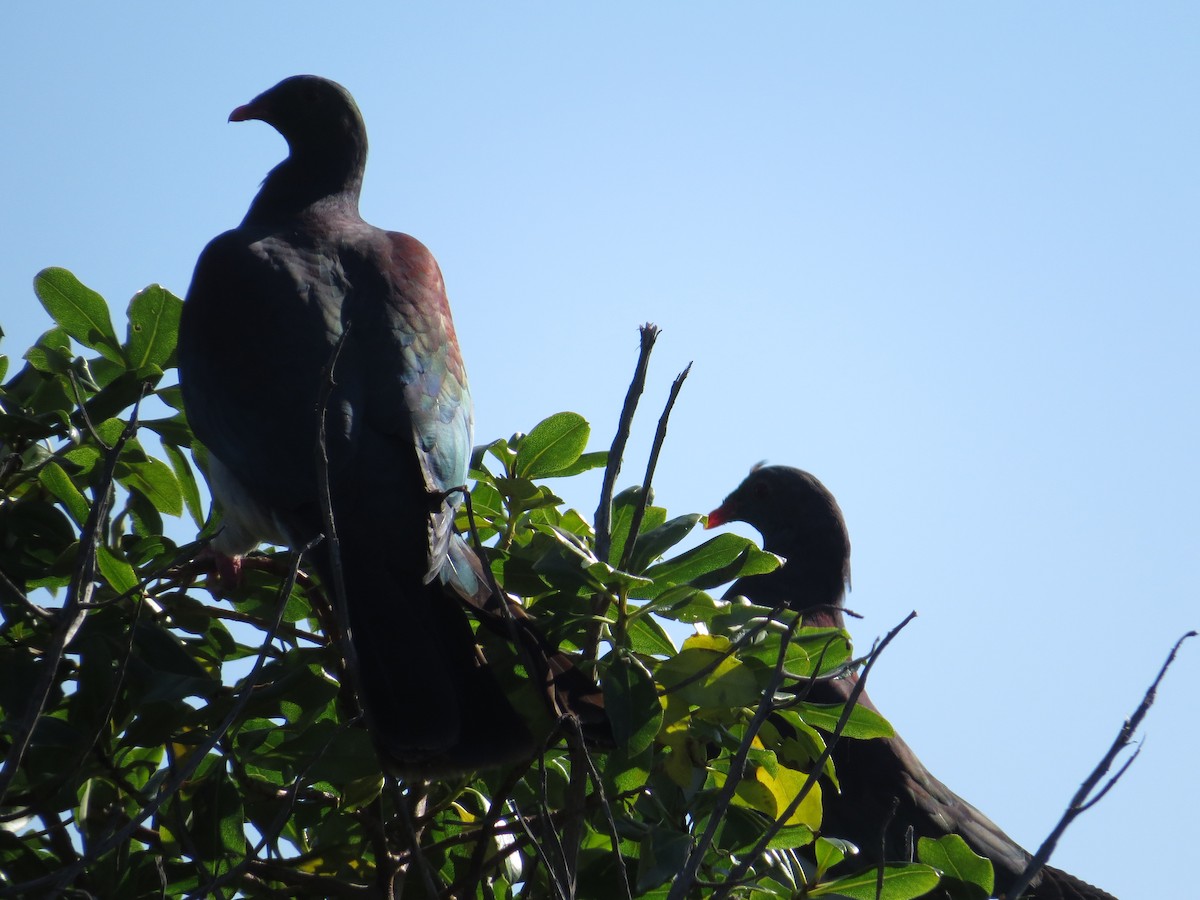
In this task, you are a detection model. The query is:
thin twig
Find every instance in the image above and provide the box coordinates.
[314,328,359,693]
[240,860,372,898]
[546,324,660,897]
[512,797,570,900]
[454,761,536,895]
[877,797,900,899]
[539,748,575,897]
[67,368,109,449]
[660,608,852,698]
[668,617,797,900]
[190,717,363,898]
[0,564,53,621]
[395,784,440,899]
[618,363,691,574]
[708,611,918,900]
[0,386,148,808]
[458,487,565,718]
[571,716,632,900]
[1,538,317,898]
[593,324,659,574]
[1005,630,1195,900]
[201,604,326,645]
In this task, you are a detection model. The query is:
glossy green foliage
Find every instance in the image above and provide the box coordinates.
[0,270,995,899]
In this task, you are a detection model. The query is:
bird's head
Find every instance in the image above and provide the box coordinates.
[707,463,849,561]
[230,75,366,162]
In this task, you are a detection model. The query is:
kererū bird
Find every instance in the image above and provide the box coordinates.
[179,75,602,775]
[707,464,1116,899]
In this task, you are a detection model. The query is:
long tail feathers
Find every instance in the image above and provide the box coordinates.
[321,545,536,776]
[442,535,613,747]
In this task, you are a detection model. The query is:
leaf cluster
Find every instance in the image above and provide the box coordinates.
[0,271,995,899]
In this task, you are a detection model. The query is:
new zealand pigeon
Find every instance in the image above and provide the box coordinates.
[179,75,599,774]
[707,464,1116,899]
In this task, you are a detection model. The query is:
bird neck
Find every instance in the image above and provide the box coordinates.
[798,604,846,630]
[242,150,365,225]
[756,529,849,622]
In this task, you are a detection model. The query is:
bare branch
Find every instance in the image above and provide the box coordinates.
[708,610,918,900]
[512,795,570,900]
[571,719,632,900]
[618,362,691,573]
[593,324,659,573]
[0,564,53,622]
[1005,630,1195,900]
[314,327,360,699]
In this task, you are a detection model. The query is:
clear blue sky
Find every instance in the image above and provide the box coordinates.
[6,5,1196,897]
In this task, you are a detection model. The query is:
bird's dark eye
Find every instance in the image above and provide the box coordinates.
[752,482,768,500]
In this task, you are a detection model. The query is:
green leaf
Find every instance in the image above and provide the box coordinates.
[544,449,608,478]
[156,383,186,411]
[625,614,677,656]
[766,823,817,850]
[478,435,518,473]
[813,836,848,875]
[608,485,666,567]
[918,834,994,897]
[626,514,701,573]
[96,545,140,595]
[125,284,182,371]
[163,442,203,527]
[93,417,128,447]
[33,268,123,363]
[635,533,779,599]
[645,585,724,624]
[687,540,781,592]
[766,710,837,785]
[514,411,590,477]
[80,369,156,425]
[809,863,941,898]
[23,326,73,375]
[37,460,89,527]
[799,700,895,740]
[657,635,762,710]
[604,651,663,755]
[636,828,691,893]
[735,624,852,680]
[189,769,246,860]
[117,455,183,516]
[142,412,195,447]
[716,755,823,828]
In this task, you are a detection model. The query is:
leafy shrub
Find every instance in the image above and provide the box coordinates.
[0,269,990,899]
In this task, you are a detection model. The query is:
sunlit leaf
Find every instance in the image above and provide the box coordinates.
[37,460,89,526]
[798,700,895,740]
[657,635,761,709]
[117,455,183,516]
[636,533,779,599]
[808,863,942,898]
[125,284,182,371]
[33,267,123,362]
[918,834,994,897]
[514,411,590,477]
[96,545,140,595]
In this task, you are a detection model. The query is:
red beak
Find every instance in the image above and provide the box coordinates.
[705,505,730,529]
